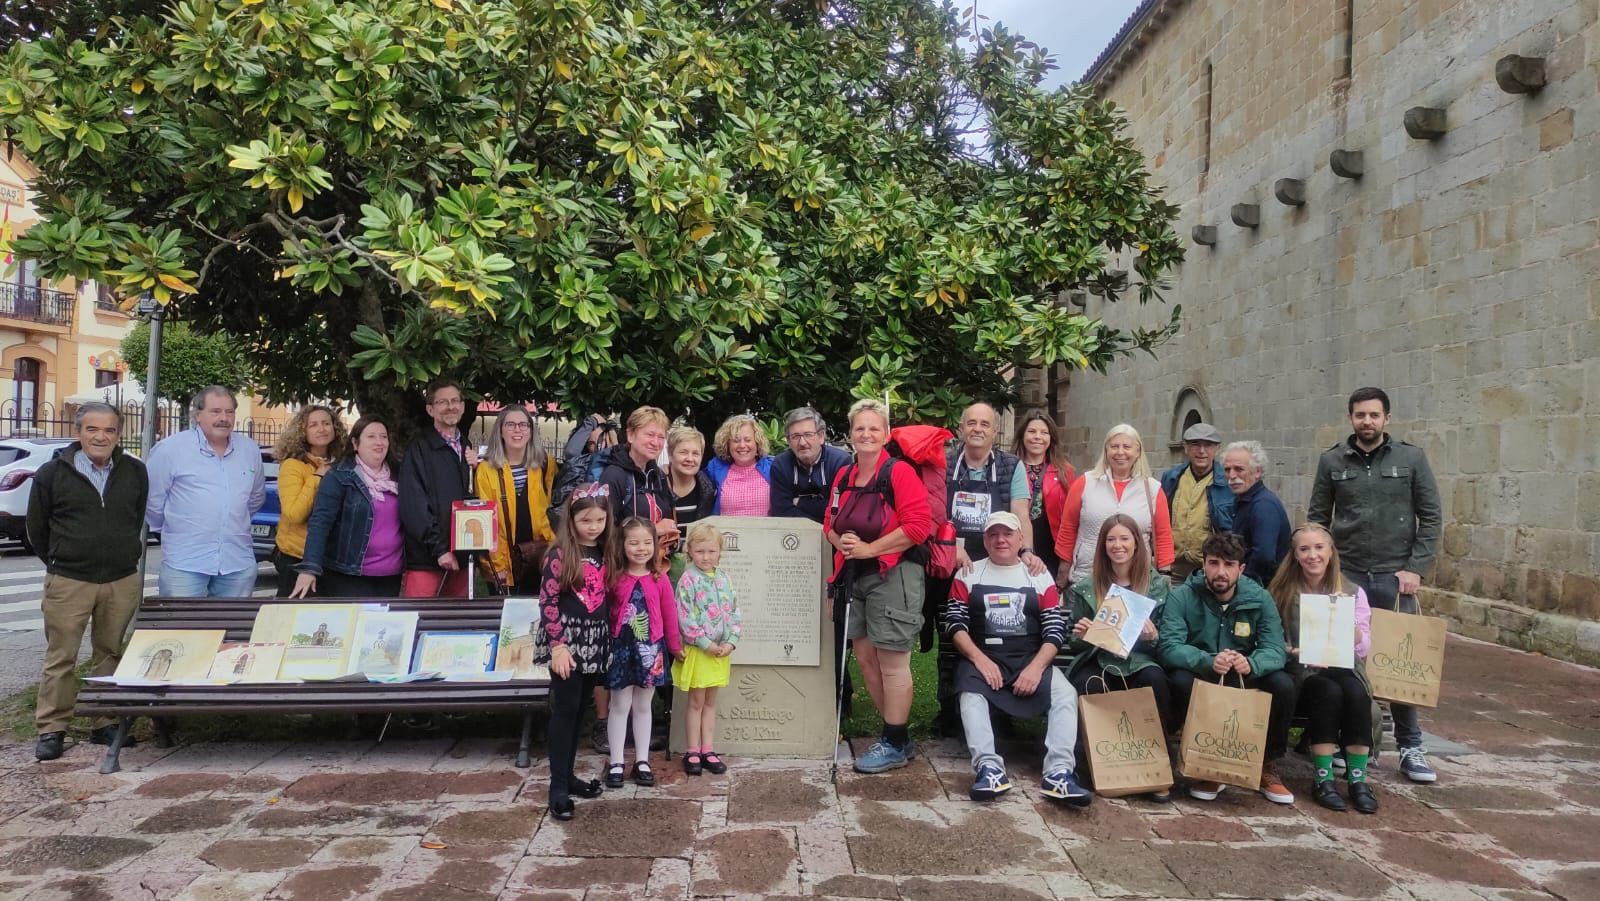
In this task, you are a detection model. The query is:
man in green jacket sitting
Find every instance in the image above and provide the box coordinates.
[1158,532,1295,805]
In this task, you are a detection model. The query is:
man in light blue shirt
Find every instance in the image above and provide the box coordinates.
[145,386,266,597]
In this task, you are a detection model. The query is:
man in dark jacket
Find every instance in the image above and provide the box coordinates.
[1158,532,1295,806]
[1160,423,1235,581]
[1308,386,1443,784]
[27,403,148,760]
[1222,441,1291,585]
[399,379,476,597]
[768,407,850,523]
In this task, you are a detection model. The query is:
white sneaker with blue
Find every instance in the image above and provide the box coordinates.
[1398,747,1437,783]
[1039,769,1093,807]
[969,765,1012,801]
[854,740,911,774]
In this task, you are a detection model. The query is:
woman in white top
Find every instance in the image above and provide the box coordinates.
[1053,423,1175,585]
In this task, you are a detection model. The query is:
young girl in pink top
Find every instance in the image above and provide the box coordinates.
[603,517,683,788]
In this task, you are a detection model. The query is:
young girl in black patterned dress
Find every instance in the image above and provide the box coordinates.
[537,485,614,821]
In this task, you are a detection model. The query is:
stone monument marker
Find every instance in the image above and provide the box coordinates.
[670,516,836,757]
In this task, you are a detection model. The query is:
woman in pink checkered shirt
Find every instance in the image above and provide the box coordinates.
[702,414,773,516]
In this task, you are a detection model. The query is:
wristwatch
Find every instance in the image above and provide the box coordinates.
[1019,547,1035,557]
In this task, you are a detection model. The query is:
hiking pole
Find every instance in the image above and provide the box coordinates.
[830,559,856,783]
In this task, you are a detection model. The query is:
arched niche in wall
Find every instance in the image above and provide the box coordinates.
[1169,387,1211,450]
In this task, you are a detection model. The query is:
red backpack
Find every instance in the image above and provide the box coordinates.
[884,424,957,579]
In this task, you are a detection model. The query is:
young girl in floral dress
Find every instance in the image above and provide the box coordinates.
[603,516,683,788]
[536,485,613,821]
[671,522,742,776]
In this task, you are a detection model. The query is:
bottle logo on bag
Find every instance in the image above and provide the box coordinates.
[1193,708,1259,761]
[1371,631,1438,681]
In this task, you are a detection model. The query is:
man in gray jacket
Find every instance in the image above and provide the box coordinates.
[1308,387,1442,783]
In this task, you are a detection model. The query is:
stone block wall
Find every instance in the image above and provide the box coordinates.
[1061,0,1599,659]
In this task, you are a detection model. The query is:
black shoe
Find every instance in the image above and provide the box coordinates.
[1312,780,1347,811]
[1348,781,1379,814]
[633,762,655,787]
[604,763,626,789]
[701,751,727,775]
[591,722,610,754]
[548,797,574,821]
[89,725,136,747]
[568,778,604,799]
[35,731,65,761]
[649,732,667,752]
[684,753,704,776]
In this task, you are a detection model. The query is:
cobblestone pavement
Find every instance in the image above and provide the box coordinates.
[1,636,1596,900]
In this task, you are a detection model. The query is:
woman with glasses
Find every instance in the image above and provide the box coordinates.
[475,406,556,593]
[704,414,773,517]
[769,406,851,523]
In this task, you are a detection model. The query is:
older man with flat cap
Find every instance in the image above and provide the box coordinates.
[1160,423,1235,582]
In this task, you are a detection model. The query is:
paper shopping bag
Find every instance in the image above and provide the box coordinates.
[1366,607,1447,708]
[1298,593,1356,669]
[1179,676,1271,790]
[1080,685,1174,797]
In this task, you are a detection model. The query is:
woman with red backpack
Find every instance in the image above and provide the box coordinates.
[824,399,933,774]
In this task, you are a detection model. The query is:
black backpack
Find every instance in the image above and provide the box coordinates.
[546,452,612,526]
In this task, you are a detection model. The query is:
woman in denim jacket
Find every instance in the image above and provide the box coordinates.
[291,417,405,598]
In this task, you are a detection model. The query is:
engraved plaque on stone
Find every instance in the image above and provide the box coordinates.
[670,516,836,757]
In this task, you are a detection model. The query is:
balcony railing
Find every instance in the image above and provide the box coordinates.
[0,283,76,328]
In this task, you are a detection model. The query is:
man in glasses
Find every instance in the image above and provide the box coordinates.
[769,407,849,524]
[770,406,853,713]
[399,378,479,597]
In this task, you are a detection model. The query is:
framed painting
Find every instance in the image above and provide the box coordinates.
[412,630,498,677]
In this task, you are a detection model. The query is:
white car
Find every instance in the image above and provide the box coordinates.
[0,437,78,551]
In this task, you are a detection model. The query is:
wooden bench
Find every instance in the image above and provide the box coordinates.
[76,595,550,774]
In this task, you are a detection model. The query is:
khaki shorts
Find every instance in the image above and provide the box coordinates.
[844,561,925,652]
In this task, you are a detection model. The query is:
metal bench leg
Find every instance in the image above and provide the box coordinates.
[98,717,134,775]
[151,716,175,749]
[515,710,534,769]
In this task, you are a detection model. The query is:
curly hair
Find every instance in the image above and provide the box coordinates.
[712,414,770,461]
[275,405,348,463]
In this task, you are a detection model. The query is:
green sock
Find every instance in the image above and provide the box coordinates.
[1312,753,1334,784]
[1346,752,1369,783]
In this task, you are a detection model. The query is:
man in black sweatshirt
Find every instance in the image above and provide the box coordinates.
[27,402,149,760]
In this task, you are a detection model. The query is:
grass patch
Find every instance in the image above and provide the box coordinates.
[839,648,940,741]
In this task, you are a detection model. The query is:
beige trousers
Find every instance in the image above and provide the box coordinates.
[36,572,142,734]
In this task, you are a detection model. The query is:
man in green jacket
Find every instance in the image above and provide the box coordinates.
[26,403,149,761]
[1308,386,1443,784]
[1158,532,1295,805]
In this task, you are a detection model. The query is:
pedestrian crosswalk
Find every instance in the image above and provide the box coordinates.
[0,560,276,633]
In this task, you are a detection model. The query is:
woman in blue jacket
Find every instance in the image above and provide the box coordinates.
[291,417,405,598]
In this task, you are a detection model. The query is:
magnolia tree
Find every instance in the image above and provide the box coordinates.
[1,0,1182,430]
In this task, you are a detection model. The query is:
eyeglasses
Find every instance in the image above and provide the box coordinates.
[787,430,822,442]
[430,398,464,408]
[502,422,532,432]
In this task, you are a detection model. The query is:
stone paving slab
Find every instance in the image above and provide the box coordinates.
[0,636,1597,899]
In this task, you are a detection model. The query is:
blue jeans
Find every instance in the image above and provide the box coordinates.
[1343,569,1423,749]
[159,563,258,598]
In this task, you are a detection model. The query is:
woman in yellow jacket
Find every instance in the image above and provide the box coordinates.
[475,405,557,592]
[273,405,348,596]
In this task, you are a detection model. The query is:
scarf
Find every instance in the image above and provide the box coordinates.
[356,457,399,503]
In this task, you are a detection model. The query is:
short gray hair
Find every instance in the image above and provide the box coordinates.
[1224,440,1268,474]
[190,386,237,415]
[782,406,826,435]
[74,402,122,427]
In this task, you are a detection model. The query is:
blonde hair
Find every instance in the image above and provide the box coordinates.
[683,521,722,551]
[1267,523,1348,630]
[712,414,769,461]
[667,424,705,454]
[1089,423,1151,480]
[625,406,670,434]
[847,398,891,431]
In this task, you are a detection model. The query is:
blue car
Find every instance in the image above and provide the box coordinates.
[251,450,280,562]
